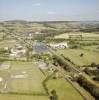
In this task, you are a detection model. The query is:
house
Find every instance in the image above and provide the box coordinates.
[10,45,26,58]
[49,42,68,49]
[35,32,44,34]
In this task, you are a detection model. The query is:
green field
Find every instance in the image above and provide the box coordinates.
[82,45,99,51]
[0,61,84,100]
[0,61,48,100]
[54,32,99,40]
[56,49,99,66]
[0,94,48,100]
[0,61,46,94]
[0,40,17,48]
[47,77,83,100]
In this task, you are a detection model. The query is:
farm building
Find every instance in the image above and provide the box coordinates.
[49,42,68,49]
[10,45,26,58]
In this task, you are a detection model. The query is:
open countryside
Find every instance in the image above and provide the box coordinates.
[0,0,99,100]
[0,20,99,100]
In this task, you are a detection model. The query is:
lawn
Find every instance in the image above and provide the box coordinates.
[56,49,99,66]
[47,77,84,100]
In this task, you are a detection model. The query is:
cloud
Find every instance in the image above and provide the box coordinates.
[33,3,41,6]
[48,11,56,15]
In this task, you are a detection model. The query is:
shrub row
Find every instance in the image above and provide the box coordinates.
[77,75,99,99]
[42,70,57,95]
[52,55,71,71]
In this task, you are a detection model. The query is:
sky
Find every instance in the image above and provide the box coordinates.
[0,0,99,21]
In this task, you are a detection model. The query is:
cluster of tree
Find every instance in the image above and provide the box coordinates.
[77,75,99,99]
[80,27,99,32]
[45,38,66,43]
[43,23,57,29]
[84,67,99,76]
[49,90,58,100]
[97,46,99,49]
[93,75,99,82]
[33,30,57,40]
[61,54,77,66]
[82,62,99,68]
[70,45,80,49]
[69,40,99,48]
[0,48,10,54]
[52,55,70,71]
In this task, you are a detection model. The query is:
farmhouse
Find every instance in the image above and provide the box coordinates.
[10,45,26,58]
[49,42,68,49]
[35,31,44,34]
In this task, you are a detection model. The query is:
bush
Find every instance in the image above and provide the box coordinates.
[53,55,70,71]
[97,46,99,49]
[80,53,84,57]
[70,45,79,49]
[91,62,96,67]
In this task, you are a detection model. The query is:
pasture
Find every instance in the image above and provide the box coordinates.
[0,94,48,100]
[0,61,84,100]
[54,32,99,40]
[0,40,17,49]
[47,76,84,100]
[0,61,46,94]
[56,49,99,66]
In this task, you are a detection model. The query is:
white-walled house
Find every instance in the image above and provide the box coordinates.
[10,45,26,58]
[49,42,68,49]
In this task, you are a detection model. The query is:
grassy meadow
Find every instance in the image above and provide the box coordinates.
[47,77,83,100]
[56,49,99,66]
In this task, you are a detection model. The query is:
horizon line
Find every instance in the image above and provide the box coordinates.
[0,19,99,23]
